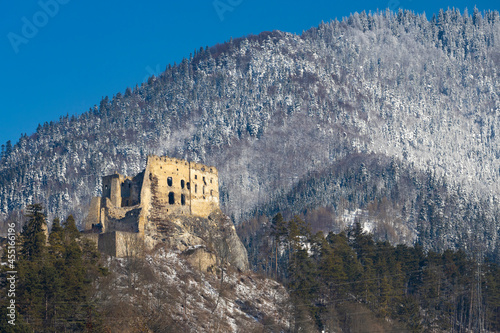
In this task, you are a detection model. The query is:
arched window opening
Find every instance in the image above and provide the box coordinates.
[186,182,190,190]
[195,184,197,193]
[168,192,175,205]
[181,179,185,189]
[181,194,186,205]
[167,177,173,186]
[210,189,213,196]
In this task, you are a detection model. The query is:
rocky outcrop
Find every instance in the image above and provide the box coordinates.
[147,208,249,271]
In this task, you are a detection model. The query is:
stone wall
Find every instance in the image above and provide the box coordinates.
[120,172,144,207]
[98,232,117,256]
[115,231,144,257]
[94,231,142,257]
[102,173,144,208]
[189,161,219,217]
[82,232,99,247]
[103,202,141,233]
[147,156,192,216]
[84,197,101,230]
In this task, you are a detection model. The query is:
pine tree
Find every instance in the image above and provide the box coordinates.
[270,213,288,279]
[484,258,500,330]
[48,218,64,256]
[286,216,319,331]
[0,206,105,332]
[328,231,362,297]
[16,204,48,330]
[19,204,47,260]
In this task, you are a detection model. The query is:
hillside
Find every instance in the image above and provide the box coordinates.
[97,248,291,332]
[1,8,500,256]
[0,206,292,332]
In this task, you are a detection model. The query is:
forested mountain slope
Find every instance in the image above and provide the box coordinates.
[1,9,500,256]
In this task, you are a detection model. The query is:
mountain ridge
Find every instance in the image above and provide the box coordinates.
[1,8,499,256]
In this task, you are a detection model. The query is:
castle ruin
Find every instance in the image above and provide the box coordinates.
[83,155,220,257]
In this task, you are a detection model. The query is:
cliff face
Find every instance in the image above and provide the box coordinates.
[97,248,290,332]
[149,209,249,271]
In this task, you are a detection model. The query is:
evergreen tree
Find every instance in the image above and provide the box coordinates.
[270,213,288,279]
[16,204,48,330]
[19,204,47,260]
[0,206,105,332]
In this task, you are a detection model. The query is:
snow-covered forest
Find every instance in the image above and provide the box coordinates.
[1,8,499,257]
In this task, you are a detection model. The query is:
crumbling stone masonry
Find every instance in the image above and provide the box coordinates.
[82,155,220,257]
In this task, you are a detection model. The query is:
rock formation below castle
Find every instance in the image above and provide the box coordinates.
[83,155,248,271]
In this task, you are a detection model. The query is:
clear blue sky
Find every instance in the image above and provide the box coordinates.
[1,0,498,147]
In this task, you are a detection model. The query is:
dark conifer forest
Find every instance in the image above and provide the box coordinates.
[0,205,106,332]
[238,212,500,332]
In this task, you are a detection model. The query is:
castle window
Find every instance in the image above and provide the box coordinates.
[203,186,205,194]
[168,192,175,205]
[181,194,186,205]
[195,175,197,180]
[203,176,206,185]
[195,184,197,193]
[210,178,213,184]
[186,182,190,190]
[211,189,213,196]
[167,177,172,186]
[181,179,185,189]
